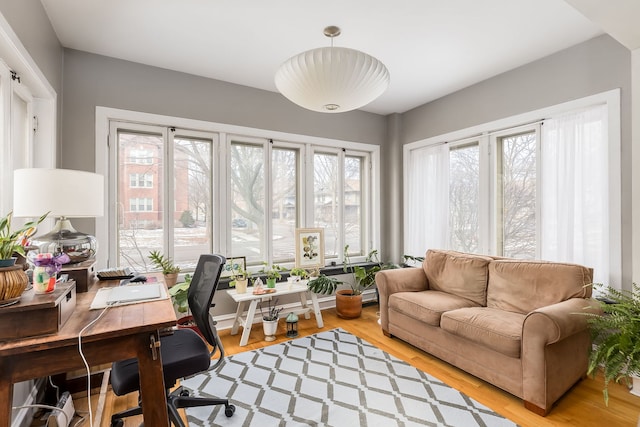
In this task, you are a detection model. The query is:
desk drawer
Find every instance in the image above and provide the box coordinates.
[0,281,76,341]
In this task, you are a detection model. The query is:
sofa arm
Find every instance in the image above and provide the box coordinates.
[524,298,601,344]
[376,268,428,334]
[521,298,601,414]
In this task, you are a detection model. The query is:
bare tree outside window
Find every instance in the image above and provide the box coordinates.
[499,132,536,258]
[449,143,480,253]
[230,142,265,264]
[313,153,339,257]
[173,137,213,270]
[272,148,297,262]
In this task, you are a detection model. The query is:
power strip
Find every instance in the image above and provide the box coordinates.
[47,391,75,427]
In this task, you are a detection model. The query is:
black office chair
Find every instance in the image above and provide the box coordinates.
[109,254,235,427]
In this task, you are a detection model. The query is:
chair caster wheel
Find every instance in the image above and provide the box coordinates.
[179,389,190,397]
[225,404,236,417]
[111,419,124,427]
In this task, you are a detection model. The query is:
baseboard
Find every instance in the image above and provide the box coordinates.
[11,378,46,427]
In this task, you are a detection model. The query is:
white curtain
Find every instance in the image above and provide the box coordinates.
[405,143,449,257]
[540,104,608,283]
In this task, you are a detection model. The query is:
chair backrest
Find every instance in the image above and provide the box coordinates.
[187,254,226,349]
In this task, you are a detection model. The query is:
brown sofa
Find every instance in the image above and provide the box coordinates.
[376,249,599,415]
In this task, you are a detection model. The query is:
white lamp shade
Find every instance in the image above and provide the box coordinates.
[13,168,104,218]
[275,46,390,113]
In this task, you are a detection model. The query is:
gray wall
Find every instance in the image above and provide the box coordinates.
[61,49,386,170]
[396,34,632,286]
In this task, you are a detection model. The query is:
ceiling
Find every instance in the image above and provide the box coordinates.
[39,0,630,116]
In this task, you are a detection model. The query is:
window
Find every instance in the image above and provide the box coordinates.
[404,97,618,285]
[129,173,153,188]
[101,109,379,272]
[313,151,368,258]
[112,124,215,272]
[129,149,154,164]
[129,197,153,212]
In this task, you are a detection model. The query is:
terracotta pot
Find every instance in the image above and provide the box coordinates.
[335,289,363,319]
[164,272,178,288]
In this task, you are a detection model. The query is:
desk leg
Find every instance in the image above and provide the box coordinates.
[136,331,170,426]
[231,301,246,335]
[0,368,12,427]
[310,292,324,328]
[239,300,259,346]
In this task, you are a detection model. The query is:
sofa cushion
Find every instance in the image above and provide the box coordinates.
[389,290,481,327]
[423,249,493,306]
[441,307,525,358]
[487,260,593,314]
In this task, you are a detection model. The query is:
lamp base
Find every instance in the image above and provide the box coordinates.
[31,218,97,264]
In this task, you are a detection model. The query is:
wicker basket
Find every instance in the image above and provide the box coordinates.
[0,265,28,301]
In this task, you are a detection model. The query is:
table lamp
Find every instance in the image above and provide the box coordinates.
[12,168,104,264]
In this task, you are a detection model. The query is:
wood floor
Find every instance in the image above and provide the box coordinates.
[73,305,639,427]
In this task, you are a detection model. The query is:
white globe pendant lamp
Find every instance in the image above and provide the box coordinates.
[275,26,390,113]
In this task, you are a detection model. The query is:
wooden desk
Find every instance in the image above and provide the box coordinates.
[0,277,177,427]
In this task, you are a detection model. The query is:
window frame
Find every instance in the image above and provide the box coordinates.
[96,107,380,272]
[404,89,621,287]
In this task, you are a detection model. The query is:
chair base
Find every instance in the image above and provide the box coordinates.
[111,386,235,427]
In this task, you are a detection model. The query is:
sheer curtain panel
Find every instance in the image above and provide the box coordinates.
[540,104,608,283]
[405,144,449,257]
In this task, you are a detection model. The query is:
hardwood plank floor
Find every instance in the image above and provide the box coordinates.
[73,305,639,426]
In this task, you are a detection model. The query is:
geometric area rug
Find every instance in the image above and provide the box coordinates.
[182,328,518,427]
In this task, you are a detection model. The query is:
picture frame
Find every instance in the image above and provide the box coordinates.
[295,228,325,269]
[221,256,246,278]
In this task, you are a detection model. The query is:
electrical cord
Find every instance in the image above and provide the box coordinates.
[78,304,112,427]
[11,403,68,427]
[48,375,61,402]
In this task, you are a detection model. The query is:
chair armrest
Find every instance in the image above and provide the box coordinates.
[523,298,601,344]
[376,268,428,333]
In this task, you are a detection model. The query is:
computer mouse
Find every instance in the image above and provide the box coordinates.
[129,275,147,283]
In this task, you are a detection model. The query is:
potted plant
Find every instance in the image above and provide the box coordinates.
[0,211,48,266]
[0,211,48,302]
[148,250,180,287]
[337,245,398,318]
[289,267,309,282]
[260,298,283,341]
[230,265,251,294]
[260,262,285,288]
[584,283,640,405]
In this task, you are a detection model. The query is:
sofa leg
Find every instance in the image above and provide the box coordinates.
[524,400,548,416]
[382,330,392,338]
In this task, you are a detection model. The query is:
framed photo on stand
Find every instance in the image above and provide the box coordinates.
[295,228,325,269]
[222,256,246,278]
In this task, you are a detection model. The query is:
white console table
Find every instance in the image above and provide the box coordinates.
[226,281,324,346]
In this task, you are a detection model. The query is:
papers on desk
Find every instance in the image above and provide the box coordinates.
[90,283,169,309]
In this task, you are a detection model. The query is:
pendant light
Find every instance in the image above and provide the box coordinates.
[275,26,390,113]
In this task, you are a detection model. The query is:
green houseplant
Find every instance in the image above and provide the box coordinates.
[306,245,398,319]
[0,211,48,264]
[289,267,309,280]
[260,262,285,288]
[168,274,192,314]
[229,264,251,294]
[584,283,640,405]
[148,250,180,287]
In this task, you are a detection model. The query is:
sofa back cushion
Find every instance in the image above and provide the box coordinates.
[423,249,492,306]
[487,260,593,314]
